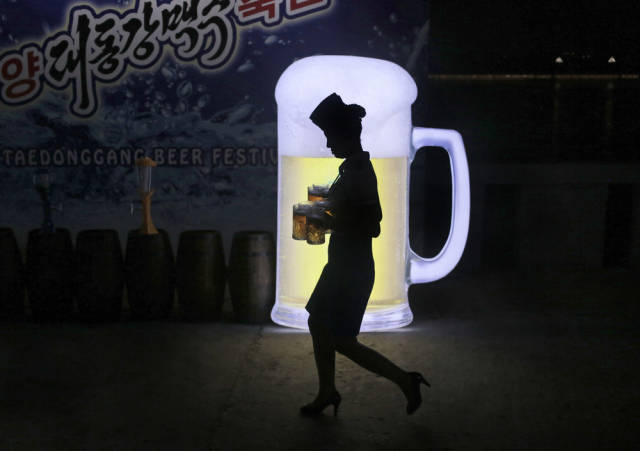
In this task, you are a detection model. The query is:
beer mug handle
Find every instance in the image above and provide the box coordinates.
[407,127,470,284]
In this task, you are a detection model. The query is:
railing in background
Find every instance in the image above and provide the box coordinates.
[409,74,640,273]
[424,73,640,163]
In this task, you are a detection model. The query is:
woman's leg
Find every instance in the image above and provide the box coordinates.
[334,336,411,392]
[308,315,337,398]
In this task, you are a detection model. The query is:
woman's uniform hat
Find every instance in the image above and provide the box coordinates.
[310,93,365,132]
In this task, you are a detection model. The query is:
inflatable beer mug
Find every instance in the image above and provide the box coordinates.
[272,55,470,331]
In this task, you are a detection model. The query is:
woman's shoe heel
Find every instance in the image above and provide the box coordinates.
[406,371,430,415]
[332,393,341,416]
[418,374,431,388]
[300,391,341,417]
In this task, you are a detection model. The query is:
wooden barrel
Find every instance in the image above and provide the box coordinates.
[124,229,175,320]
[26,228,74,321]
[177,230,226,321]
[228,231,275,323]
[75,229,124,321]
[0,228,25,319]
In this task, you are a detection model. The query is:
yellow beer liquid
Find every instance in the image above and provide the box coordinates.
[278,156,408,314]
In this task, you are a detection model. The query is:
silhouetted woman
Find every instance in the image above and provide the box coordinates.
[300,93,430,417]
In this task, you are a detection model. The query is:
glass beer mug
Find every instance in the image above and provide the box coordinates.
[272,55,470,331]
[307,184,330,202]
[292,201,312,241]
[305,203,327,245]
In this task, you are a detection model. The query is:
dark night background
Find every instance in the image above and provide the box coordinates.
[1,1,639,450]
[413,0,639,274]
[428,0,640,74]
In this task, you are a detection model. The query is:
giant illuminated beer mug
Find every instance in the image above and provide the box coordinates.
[271,55,470,331]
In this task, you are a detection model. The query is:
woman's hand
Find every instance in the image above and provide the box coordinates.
[322,210,336,229]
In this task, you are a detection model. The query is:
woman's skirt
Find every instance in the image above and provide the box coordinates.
[305,233,374,337]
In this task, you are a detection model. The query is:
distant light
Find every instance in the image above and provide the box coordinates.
[608,56,616,64]
[555,57,563,64]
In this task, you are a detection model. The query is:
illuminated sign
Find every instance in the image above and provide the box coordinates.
[0,0,332,118]
[272,55,470,331]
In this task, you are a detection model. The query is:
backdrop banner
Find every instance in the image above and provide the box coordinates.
[0,0,430,253]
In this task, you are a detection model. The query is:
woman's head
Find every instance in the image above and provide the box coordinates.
[310,93,366,158]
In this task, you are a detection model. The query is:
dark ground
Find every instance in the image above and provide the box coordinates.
[1,268,638,451]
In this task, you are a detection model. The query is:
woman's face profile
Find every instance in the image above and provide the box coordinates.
[324,129,350,159]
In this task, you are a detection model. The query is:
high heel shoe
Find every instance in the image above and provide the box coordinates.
[405,372,431,415]
[300,391,342,417]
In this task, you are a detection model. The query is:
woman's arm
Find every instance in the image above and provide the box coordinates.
[327,170,382,237]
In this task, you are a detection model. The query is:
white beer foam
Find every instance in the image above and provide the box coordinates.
[275,56,418,158]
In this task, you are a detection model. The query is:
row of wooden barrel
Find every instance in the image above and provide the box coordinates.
[0,227,274,323]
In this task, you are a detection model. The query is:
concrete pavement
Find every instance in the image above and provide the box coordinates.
[1,269,638,450]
